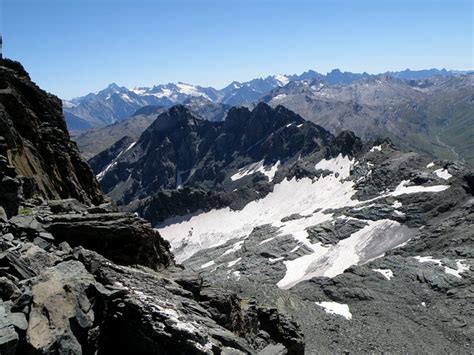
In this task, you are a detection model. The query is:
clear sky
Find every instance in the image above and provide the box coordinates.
[2,0,473,99]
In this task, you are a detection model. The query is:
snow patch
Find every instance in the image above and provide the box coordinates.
[273,93,287,101]
[315,154,354,179]
[222,240,245,256]
[369,145,382,152]
[227,257,242,268]
[434,168,452,180]
[274,74,290,86]
[413,256,469,278]
[426,162,435,168]
[390,180,449,196]
[231,160,280,182]
[372,268,394,280]
[201,260,215,269]
[277,219,410,289]
[315,302,352,320]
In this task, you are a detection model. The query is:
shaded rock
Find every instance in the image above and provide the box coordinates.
[0,277,19,300]
[44,212,174,270]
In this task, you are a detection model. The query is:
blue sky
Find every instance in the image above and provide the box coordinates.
[2,0,473,99]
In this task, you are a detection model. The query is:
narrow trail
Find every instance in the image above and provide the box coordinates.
[435,133,463,161]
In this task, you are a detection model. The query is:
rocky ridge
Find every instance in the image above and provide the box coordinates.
[0,59,104,217]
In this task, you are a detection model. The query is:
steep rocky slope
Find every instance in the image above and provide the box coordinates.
[0,59,104,216]
[72,97,230,160]
[96,103,362,213]
[0,60,304,354]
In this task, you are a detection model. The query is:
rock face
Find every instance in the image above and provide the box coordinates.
[0,59,304,354]
[0,59,104,211]
[98,103,362,222]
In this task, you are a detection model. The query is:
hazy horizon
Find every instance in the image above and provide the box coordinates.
[2,0,473,99]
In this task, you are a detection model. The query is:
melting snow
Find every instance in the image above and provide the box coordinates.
[259,236,276,245]
[390,180,449,196]
[157,155,452,288]
[372,268,394,280]
[369,145,382,152]
[273,93,287,101]
[230,160,280,182]
[200,260,215,269]
[96,162,117,181]
[227,257,242,268]
[413,256,469,278]
[222,240,245,256]
[434,168,452,180]
[392,200,402,209]
[277,219,410,288]
[315,154,354,179]
[269,257,285,263]
[315,302,352,320]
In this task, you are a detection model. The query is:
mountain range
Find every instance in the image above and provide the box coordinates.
[63,68,465,130]
[73,71,474,165]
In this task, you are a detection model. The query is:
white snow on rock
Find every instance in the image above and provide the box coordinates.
[176,82,208,99]
[413,255,443,265]
[157,155,452,286]
[434,168,452,180]
[392,200,402,209]
[390,180,449,196]
[413,256,470,278]
[277,219,411,289]
[269,257,285,263]
[227,257,242,268]
[315,154,354,179]
[272,93,287,101]
[372,268,394,280]
[315,301,352,320]
[274,74,290,86]
[200,260,215,269]
[369,145,382,152]
[96,162,117,181]
[426,162,435,168]
[222,240,245,256]
[230,160,280,182]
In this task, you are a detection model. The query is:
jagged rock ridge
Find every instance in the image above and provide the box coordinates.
[0,59,104,217]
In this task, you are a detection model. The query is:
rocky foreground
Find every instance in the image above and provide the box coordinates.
[0,199,303,354]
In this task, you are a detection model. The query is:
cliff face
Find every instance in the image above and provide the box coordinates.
[0,59,104,216]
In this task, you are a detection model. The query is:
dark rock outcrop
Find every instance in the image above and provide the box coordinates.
[0,59,104,208]
[0,226,305,354]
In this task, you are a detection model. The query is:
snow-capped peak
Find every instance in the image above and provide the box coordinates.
[274,74,290,86]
